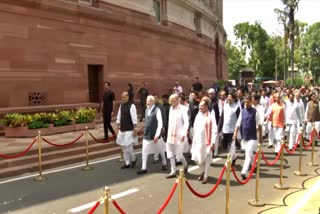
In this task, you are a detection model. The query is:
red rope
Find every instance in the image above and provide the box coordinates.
[42,133,84,147]
[112,200,126,214]
[88,132,112,144]
[87,201,100,214]
[284,143,299,154]
[261,145,283,166]
[185,166,227,198]
[0,138,37,159]
[156,181,178,214]
[231,153,258,185]
[303,130,314,150]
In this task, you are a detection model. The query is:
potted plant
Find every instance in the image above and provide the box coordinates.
[51,110,74,134]
[74,107,96,131]
[3,113,32,137]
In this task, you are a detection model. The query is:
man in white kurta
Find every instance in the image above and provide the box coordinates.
[252,95,266,142]
[166,94,189,178]
[116,92,138,169]
[137,95,167,174]
[190,100,217,184]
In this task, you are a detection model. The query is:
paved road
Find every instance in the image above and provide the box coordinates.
[0,144,319,214]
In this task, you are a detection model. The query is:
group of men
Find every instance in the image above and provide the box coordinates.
[99,80,320,183]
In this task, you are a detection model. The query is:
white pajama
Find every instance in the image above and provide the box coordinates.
[241,140,258,175]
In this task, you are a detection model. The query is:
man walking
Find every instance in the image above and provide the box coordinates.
[166,94,189,178]
[233,96,262,180]
[137,95,167,174]
[115,92,138,169]
[191,100,218,184]
[99,82,116,141]
[285,93,301,150]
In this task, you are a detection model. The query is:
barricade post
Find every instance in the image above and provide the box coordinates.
[248,144,265,207]
[34,131,47,182]
[82,127,94,171]
[178,169,184,214]
[225,154,231,214]
[274,137,288,190]
[294,128,307,176]
[103,186,111,214]
[308,123,319,167]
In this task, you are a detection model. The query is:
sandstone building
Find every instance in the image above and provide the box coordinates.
[0,0,227,109]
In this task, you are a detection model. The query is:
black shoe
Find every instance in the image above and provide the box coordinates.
[121,164,130,169]
[166,173,177,179]
[176,161,182,166]
[267,145,273,148]
[231,157,238,167]
[137,169,148,175]
[274,152,278,156]
[131,158,137,168]
[161,165,168,171]
[241,174,247,180]
[197,173,204,181]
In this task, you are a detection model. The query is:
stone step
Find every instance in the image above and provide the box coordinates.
[0,141,120,168]
[0,144,142,179]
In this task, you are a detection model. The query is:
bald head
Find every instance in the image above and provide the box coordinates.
[146,95,155,107]
[121,92,129,103]
[169,94,179,107]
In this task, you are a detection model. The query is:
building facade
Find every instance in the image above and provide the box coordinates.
[0,0,227,108]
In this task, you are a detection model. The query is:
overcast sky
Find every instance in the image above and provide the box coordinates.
[223,0,320,43]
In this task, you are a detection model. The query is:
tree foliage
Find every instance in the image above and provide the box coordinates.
[233,22,276,77]
[225,40,246,79]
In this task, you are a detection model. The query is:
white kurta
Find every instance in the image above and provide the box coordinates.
[115,104,138,146]
[166,104,189,159]
[142,106,165,155]
[191,111,218,165]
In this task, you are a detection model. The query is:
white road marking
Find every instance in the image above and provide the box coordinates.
[288,179,320,214]
[68,188,139,213]
[0,152,142,185]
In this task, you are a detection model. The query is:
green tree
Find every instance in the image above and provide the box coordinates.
[233,22,276,77]
[225,40,246,79]
[302,22,320,84]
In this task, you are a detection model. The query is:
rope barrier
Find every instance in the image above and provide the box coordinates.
[231,152,258,185]
[283,136,300,154]
[303,131,315,150]
[87,199,102,214]
[111,199,126,214]
[88,131,113,144]
[156,181,178,214]
[42,133,84,147]
[185,166,226,198]
[261,145,283,166]
[0,138,37,159]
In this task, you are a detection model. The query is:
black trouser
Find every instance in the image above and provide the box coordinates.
[103,111,115,139]
[140,102,146,121]
[222,133,233,150]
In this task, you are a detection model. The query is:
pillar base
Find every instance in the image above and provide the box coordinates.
[82,165,94,171]
[294,171,307,176]
[248,199,265,207]
[34,175,47,182]
[274,183,289,190]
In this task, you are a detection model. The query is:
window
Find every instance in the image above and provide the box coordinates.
[194,12,202,36]
[79,0,93,6]
[153,0,161,23]
[153,0,167,25]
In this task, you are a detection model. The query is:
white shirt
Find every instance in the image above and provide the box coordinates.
[116,103,138,125]
[253,104,265,126]
[260,96,270,112]
[285,100,301,124]
[222,102,239,134]
[295,98,305,123]
[173,85,183,95]
[167,104,189,144]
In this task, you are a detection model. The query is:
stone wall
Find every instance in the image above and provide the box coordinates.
[0,0,228,108]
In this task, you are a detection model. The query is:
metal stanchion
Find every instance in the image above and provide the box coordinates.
[308,123,319,167]
[178,169,184,214]
[103,186,110,214]
[34,131,47,182]
[225,154,231,214]
[82,127,94,171]
[274,137,288,190]
[294,128,307,176]
[249,144,265,207]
